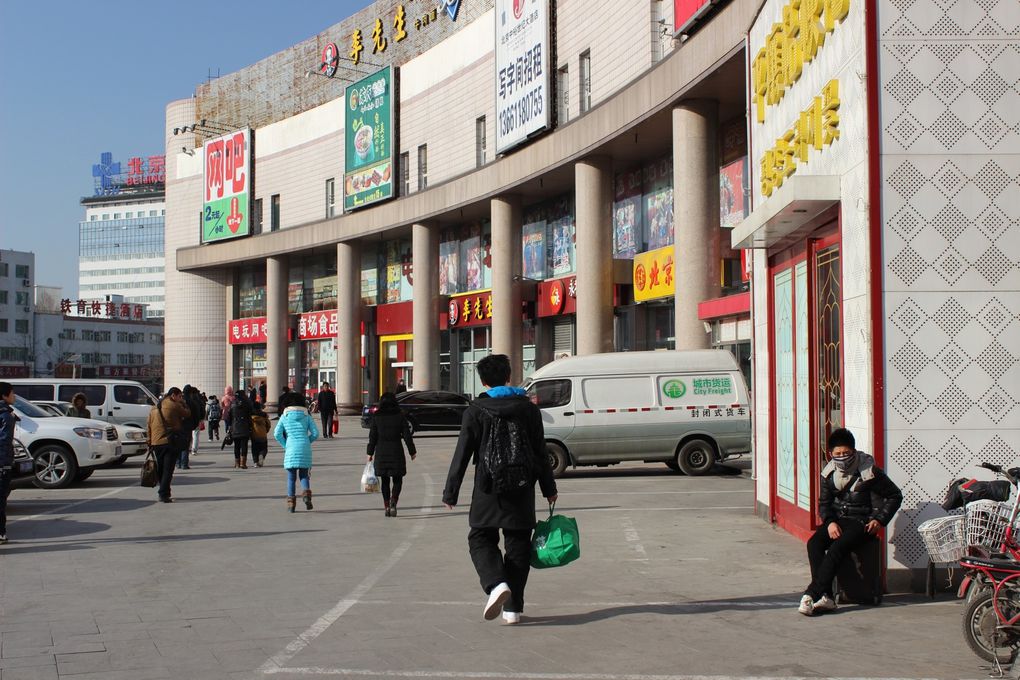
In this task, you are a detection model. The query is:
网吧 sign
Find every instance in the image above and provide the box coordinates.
[494,0,550,154]
[202,129,251,243]
[344,67,395,211]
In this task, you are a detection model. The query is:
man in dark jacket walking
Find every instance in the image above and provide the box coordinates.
[317,382,338,439]
[1,382,18,543]
[443,354,558,625]
[799,427,903,616]
[231,392,253,469]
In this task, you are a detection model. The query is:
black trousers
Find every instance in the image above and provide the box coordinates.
[806,517,870,600]
[320,412,334,438]
[380,475,403,505]
[468,527,533,613]
[153,445,178,501]
[0,468,11,536]
[233,436,249,462]
[251,439,268,463]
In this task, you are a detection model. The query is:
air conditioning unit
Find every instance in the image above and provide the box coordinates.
[21,279,30,287]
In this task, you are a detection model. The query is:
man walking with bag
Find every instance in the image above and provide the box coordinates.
[443,354,557,625]
[146,387,190,503]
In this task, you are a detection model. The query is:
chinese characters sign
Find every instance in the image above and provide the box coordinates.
[759,79,840,197]
[298,311,339,340]
[659,375,737,405]
[537,276,577,317]
[447,290,493,329]
[344,67,395,211]
[98,366,151,378]
[494,0,550,154]
[92,152,166,196]
[633,246,675,302]
[202,129,252,243]
[61,299,145,321]
[228,318,268,345]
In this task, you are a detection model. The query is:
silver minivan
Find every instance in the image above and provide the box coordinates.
[522,350,751,476]
[7,379,157,428]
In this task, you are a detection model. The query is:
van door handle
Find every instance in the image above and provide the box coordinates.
[563,412,574,416]
[113,406,122,410]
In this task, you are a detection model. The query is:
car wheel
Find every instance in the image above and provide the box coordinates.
[676,438,716,476]
[75,468,95,481]
[108,456,128,467]
[546,442,569,477]
[32,445,80,489]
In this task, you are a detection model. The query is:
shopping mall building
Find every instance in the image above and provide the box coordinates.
[166,0,1019,585]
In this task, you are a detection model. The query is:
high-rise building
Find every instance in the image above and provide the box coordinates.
[0,248,35,378]
[78,152,166,318]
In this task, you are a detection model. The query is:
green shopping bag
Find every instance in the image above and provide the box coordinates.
[531,503,580,569]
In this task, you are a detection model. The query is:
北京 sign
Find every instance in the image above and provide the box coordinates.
[202,129,252,243]
[344,66,395,211]
[494,0,550,154]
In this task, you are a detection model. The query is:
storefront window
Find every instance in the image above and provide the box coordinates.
[647,304,675,350]
[613,157,674,257]
[522,195,575,280]
[288,263,304,314]
[361,249,379,305]
[440,222,492,295]
[238,268,266,318]
[383,239,413,303]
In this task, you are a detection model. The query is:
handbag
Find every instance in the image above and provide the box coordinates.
[140,449,159,487]
[156,399,188,451]
[531,502,580,569]
[361,460,379,493]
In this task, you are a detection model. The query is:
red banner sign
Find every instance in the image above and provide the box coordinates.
[447,290,493,329]
[229,318,268,345]
[537,276,577,317]
[298,310,338,340]
[0,365,30,378]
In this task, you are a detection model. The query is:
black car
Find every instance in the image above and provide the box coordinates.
[360,390,470,433]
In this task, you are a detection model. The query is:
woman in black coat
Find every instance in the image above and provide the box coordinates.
[231,392,253,469]
[367,392,416,516]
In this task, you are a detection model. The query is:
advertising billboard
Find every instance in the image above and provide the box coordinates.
[673,0,713,34]
[344,66,395,211]
[495,0,550,154]
[202,129,251,244]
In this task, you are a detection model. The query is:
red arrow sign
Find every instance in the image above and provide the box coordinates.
[227,197,244,233]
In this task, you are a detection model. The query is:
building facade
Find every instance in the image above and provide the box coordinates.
[0,249,36,377]
[79,153,167,318]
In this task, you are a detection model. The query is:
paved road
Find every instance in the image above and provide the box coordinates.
[0,420,986,679]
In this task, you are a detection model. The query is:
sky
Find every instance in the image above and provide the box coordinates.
[0,0,370,298]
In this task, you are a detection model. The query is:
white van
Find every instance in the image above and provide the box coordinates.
[522,350,752,476]
[7,379,157,428]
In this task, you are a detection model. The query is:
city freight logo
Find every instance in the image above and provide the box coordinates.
[662,379,686,399]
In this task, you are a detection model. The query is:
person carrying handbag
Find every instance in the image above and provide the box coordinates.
[145,387,190,503]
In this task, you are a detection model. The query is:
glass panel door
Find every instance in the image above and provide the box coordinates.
[773,268,795,505]
[815,243,843,472]
[795,261,811,511]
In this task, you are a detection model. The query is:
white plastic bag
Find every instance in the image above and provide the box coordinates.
[361,461,379,493]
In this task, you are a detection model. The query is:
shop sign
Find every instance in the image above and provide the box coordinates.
[633,246,675,303]
[97,366,150,378]
[673,0,713,34]
[91,151,165,196]
[751,0,850,124]
[719,157,748,229]
[202,128,251,243]
[336,2,460,70]
[538,276,577,317]
[61,299,146,321]
[759,79,840,197]
[494,0,550,154]
[344,67,395,211]
[448,290,493,328]
[298,310,338,340]
[0,365,30,378]
[228,317,267,345]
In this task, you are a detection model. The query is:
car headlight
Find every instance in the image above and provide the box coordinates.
[125,431,147,441]
[73,427,105,440]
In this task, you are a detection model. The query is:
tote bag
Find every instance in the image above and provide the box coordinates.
[531,503,580,569]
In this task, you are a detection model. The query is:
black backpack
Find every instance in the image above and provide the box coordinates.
[208,401,222,420]
[479,407,534,495]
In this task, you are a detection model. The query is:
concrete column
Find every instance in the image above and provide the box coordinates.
[491,195,523,383]
[575,156,615,355]
[336,240,362,413]
[224,274,236,390]
[411,223,439,390]
[265,256,289,413]
[673,100,721,350]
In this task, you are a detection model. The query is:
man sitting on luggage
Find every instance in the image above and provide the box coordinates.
[799,427,902,616]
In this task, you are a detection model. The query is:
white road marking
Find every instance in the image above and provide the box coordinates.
[8,484,132,523]
[266,668,960,680]
[577,506,749,512]
[620,515,648,560]
[257,474,434,676]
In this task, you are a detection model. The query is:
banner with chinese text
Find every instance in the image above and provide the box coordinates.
[447,290,493,329]
[298,310,339,341]
[495,0,550,154]
[202,129,252,243]
[633,246,676,302]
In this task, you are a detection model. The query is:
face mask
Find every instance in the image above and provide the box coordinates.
[833,451,858,472]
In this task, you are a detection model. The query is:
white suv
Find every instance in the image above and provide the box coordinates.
[12,396,122,489]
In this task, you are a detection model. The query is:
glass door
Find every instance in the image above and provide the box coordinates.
[379,334,413,396]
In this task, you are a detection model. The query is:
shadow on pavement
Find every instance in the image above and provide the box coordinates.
[0,528,327,555]
[521,593,807,624]
[9,498,156,514]
[8,518,110,539]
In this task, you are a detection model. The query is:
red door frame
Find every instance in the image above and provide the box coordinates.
[767,221,842,543]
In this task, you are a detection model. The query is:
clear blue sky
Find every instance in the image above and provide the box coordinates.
[0,0,370,297]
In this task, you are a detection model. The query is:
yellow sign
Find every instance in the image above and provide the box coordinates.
[633,246,675,302]
[752,0,850,123]
[760,79,840,197]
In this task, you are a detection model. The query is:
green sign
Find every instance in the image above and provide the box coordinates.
[202,129,252,243]
[692,376,733,397]
[344,66,395,211]
[662,379,686,399]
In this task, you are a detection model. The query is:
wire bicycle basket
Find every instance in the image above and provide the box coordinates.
[918,515,966,563]
[964,500,1015,552]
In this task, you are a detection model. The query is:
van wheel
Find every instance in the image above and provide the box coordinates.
[546,442,569,477]
[676,438,716,476]
[32,445,80,489]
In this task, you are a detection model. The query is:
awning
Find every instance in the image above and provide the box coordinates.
[730,175,841,251]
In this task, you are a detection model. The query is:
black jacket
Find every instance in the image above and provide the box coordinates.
[818,453,902,526]
[182,392,206,432]
[367,408,416,477]
[231,397,253,438]
[317,389,338,416]
[443,393,557,530]
[0,402,16,468]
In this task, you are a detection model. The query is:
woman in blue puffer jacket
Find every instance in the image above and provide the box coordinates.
[274,392,320,513]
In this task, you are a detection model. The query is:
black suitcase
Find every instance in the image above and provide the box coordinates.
[835,536,883,605]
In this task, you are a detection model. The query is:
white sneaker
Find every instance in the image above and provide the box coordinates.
[813,595,837,613]
[502,611,520,625]
[0,534,7,544]
[484,583,511,620]
[798,594,814,616]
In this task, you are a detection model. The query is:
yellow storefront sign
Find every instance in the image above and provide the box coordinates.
[760,79,840,197]
[633,246,675,302]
